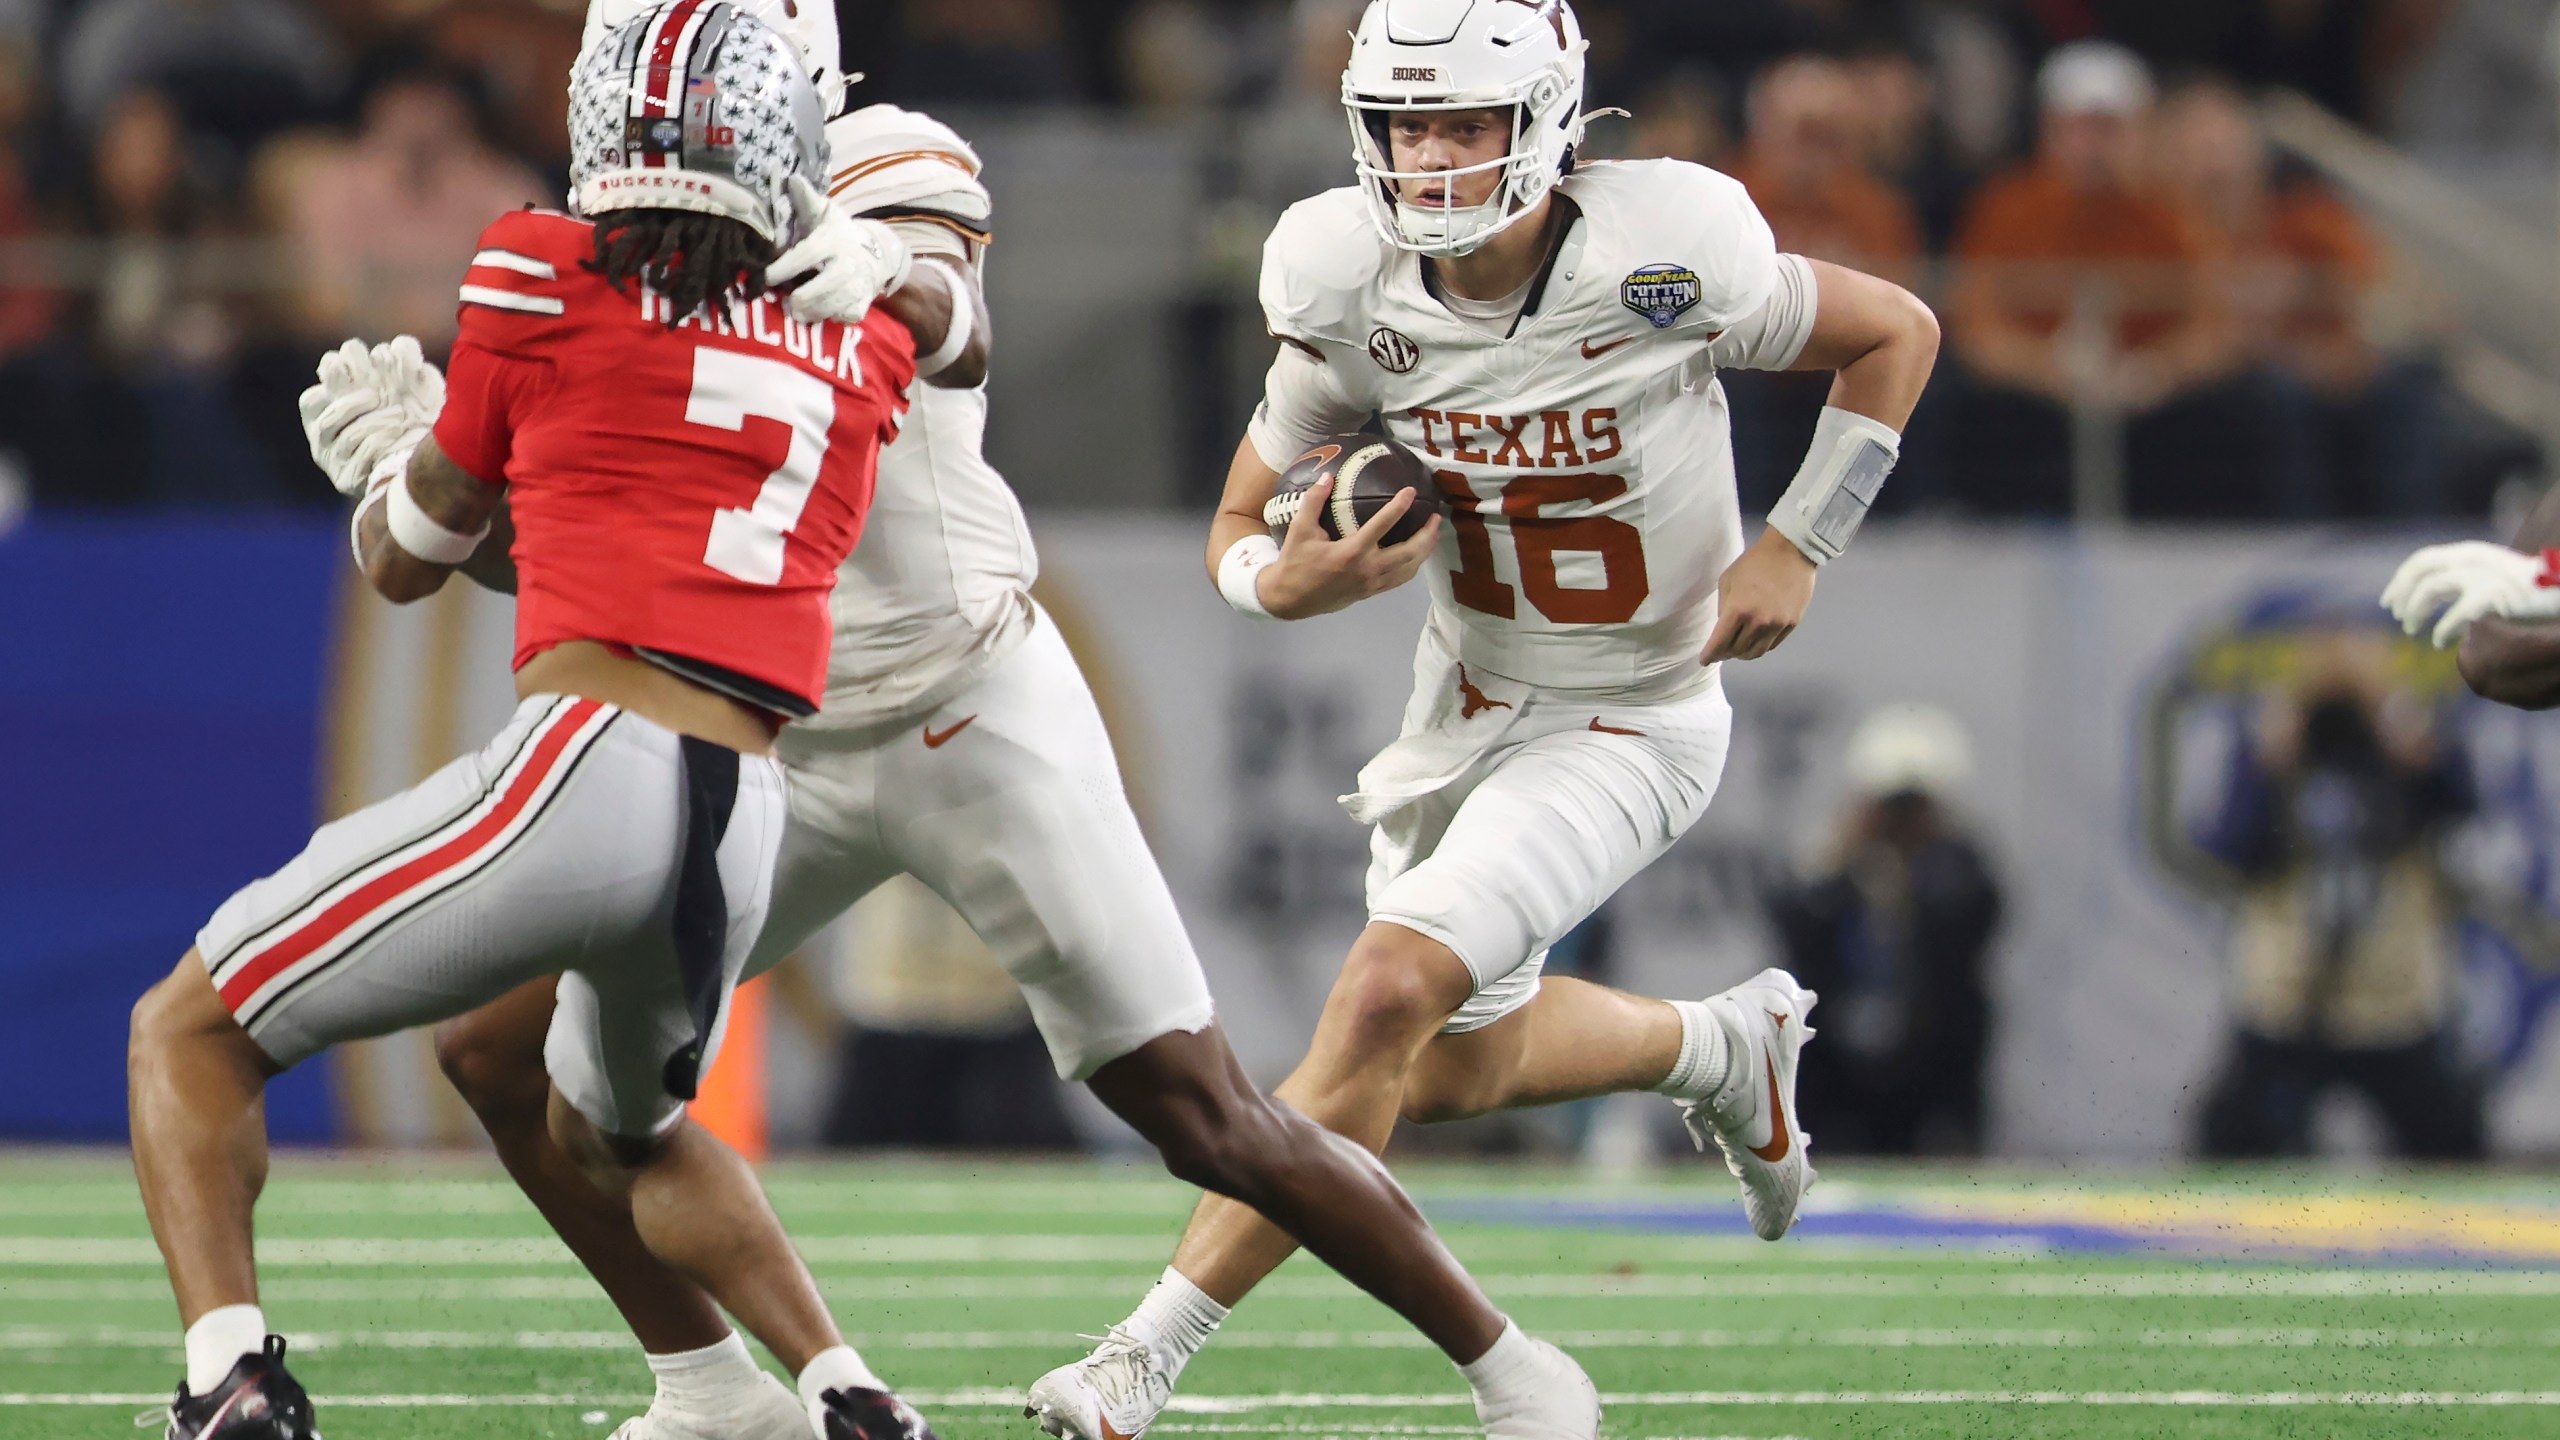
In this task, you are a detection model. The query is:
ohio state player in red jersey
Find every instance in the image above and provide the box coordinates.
[438,203,909,712]
[125,9,936,1440]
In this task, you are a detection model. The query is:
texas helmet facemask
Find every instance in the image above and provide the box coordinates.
[1342,0,1592,258]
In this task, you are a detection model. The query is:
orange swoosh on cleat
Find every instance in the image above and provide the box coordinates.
[923,715,977,749]
[1746,1048,1791,1163]
[1098,1419,1140,1440]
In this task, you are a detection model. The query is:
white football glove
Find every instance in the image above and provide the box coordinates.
[765,175,912,324]
[298,336,445,497]
[2381,540,2560,649]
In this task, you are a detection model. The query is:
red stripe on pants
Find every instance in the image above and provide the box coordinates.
[218,699,606,1016]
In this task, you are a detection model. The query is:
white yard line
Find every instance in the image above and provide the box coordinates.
[14,1325,2559,1353]
[0,1235,1178,1266]
[1144,1430,1799,1439]
[13,1268,2560,1302]
[15,1390,2560,1409]
[0,1184,1198,1220]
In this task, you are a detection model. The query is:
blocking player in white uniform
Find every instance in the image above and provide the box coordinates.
[1025,3,1941,1436]
[418,5,1605,1439]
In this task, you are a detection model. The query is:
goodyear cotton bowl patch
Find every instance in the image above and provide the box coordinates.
[1620,263,1701,328]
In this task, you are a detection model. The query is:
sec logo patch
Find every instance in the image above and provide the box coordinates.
[1368,326,1420,373]
[1621,263,1701,328]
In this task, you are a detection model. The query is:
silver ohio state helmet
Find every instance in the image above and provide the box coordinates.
[568,1,827,246]
[1343,0,1591,257]
[581,0,847,118]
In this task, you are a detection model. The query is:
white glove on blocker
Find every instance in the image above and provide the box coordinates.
[298,336,445,498]
[2381,540,2560,648]
[765,175,913,324]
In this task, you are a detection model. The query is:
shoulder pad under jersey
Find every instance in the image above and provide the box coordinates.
[453,208,595,350]
[1566,158,1779,332]
[1260,187,1385,350]
[824,104,990,243]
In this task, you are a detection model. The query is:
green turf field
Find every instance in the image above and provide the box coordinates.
[6,1151,2558,1439]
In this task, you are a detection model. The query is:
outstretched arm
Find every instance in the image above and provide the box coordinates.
[767,178,991,388]
[1705,258,1939,663]
[354,437,506,604]
[873,255,989,390]
[2459,485,2560,708]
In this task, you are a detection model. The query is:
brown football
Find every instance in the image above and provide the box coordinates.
[1262,432,1444,546]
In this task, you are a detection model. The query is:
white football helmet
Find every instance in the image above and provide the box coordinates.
[582,0,847,117]
[1342,0,1591,257]
[568,2,828,245]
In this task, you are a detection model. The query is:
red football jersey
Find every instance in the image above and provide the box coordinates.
[433,208,916,714]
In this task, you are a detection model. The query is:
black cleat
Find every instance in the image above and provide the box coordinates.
[819,1386,937,1440]
[161,1335,318,1440]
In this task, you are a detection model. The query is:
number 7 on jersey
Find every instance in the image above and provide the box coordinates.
[689,347,837,585]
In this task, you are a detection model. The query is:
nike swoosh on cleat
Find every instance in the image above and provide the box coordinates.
[1581,335,1634,359]
[922,716,977,749]
[1747,1048,1791,1163]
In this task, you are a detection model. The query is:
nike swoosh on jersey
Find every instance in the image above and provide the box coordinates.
[922,716,977,748]
[1588,718,1646,736]
[1581,335,1634,359]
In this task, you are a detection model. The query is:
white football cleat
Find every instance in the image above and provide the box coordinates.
[1024,1327,1172,1440]
[608,1371,808,1440]
[1474,1335,1602,1440]
[1678,967,1818,1240]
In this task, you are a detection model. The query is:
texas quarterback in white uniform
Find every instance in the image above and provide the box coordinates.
[1027,3,1941,1437]
[409,5,1608,1439]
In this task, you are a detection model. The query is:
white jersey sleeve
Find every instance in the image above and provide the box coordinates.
[1707,252,1819,373]
[1259,191,1388,368]
[824,105,993,266]
[1248,188,1386,469]
[1247,345,1370,471]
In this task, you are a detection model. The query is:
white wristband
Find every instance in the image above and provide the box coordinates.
[915,277,975,377]
[386,469,489,566]
[1217,533,1280,619]
[1766,405,1900,565]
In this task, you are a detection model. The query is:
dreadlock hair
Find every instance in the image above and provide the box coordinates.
[587,209,778,327]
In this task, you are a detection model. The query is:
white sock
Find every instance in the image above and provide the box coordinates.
[797,1344,890,1420]
[1653,998,1732,1100]
[648,1331,765,1412]
[1457,1319,1542,1411]
[183,1304,266,1394]
[1125,1266,1228,1379]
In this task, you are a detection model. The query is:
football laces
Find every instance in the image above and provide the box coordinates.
[1262,488,1306,531]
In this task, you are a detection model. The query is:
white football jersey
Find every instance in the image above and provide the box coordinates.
[805,105,1038,730]
[1251,159,1807,696]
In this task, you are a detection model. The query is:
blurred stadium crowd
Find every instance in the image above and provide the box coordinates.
[0,0,2542,516]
